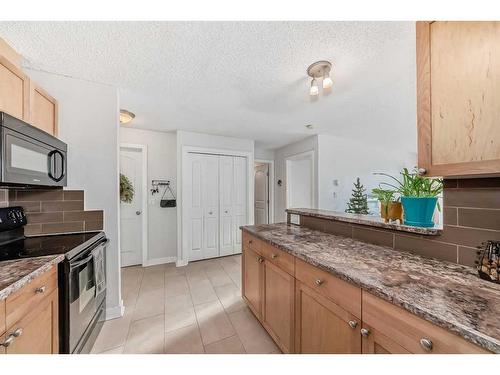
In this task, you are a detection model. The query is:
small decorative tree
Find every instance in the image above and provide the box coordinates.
[345,177,370,214]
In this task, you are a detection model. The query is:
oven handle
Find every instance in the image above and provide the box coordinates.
[70,254,94,269]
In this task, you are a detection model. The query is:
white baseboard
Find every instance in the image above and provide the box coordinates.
[143,256,177,267]
[176,258,188,267]
[105,300,124,320]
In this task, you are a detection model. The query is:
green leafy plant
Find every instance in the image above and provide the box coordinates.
[371,187,399,205]
[120,173,135,203]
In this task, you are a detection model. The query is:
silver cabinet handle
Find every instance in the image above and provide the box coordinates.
[35,285,46,294]
[420,337,433,352]
[417,168,427,175]
[271,254,278,259]
[360,328,370,337]
[208,211,213,215]
[257,256,264,264]
[1,328,23,347]
[315,279,324,286]
[224,210,228,214]
[135,211,141,215]
[348,320,358,329]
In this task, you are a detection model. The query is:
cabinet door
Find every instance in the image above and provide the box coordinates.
[0,56,30,121]
[262,260,294,353]
[5,290,58,354]
[295,281,361,354]
[30,82,58,136]
[361,324,410,354]
[242,246,263,319]
[417,21,500,176]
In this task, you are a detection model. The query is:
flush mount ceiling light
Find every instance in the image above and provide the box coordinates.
[119,109,135,124]
[307,60,333,96]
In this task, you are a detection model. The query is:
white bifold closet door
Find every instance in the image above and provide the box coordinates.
[186,152,247,261]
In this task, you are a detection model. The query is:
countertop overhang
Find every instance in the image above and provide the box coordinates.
[241,222,500,353]
[286,208,443,235]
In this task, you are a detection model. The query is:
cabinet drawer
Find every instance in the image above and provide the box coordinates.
[262,242,294,275]
[0,299,5,335]
[242,231,263,255]
[295,258,361,318]
[362,291,489,354]
[6,266,57,329]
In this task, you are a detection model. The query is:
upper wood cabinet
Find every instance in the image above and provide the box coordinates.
[417,21,500,177]
[29,81,58,136]
[0,56,30,121]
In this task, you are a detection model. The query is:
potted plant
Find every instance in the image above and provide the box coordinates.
[371,187,402,222]
[376,168,443,227]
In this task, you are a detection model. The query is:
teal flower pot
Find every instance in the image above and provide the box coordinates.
[401,197,438,227]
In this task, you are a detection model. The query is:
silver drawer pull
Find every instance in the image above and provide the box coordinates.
[315,279,324,286]
[11,328,23,338]
[271,254,278,259]
[348,320,358,329]
[257,256,264,263]
[35,286,46,294]
[0,336,14,348]
[360,328,370,337]
[420,337,433,351]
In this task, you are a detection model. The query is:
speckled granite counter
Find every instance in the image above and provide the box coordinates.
[241,223,500,353]
[286,208,443,235]
[0,255,64,300]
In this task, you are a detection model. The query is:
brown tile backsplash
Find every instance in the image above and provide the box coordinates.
[299,177,500,268]
[3,188,103,236]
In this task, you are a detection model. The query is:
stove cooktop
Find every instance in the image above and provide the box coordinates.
[0,231,104,262]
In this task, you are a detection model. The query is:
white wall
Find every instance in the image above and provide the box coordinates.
[176,130,254,266]
[274,136,319,222]
[255,147,275,161]
[119,127,177,264]
[317,134,417,214]
[27,69,122,319]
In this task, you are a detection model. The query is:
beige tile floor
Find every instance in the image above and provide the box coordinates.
[91,254,281,354]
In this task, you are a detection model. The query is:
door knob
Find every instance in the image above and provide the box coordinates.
[136,211,141,215]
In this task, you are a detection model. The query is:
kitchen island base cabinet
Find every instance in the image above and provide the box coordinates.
[262,260,294,353]
[242,246,263,320]
[295,281,361,354]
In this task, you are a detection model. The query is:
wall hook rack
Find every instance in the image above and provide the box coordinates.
[151,179,170,194]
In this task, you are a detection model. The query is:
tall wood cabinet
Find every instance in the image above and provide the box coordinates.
[0,40,58,136]
[417,21,500,177]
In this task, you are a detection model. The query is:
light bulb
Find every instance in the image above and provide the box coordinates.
[309,80,319,96]
[323,75,333,89]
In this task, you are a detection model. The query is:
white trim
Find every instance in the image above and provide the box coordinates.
[105,301,125,320]
[285,150,316,210]
[254,158,275,224]
[119,143,149,267]
[178,145,254,266]
[143,256,177,267]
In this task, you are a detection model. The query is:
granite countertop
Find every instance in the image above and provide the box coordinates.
[0,255,65,300]
[241,222,500,353]
[286,208,443,235]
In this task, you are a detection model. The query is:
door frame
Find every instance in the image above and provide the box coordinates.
[254,158,275,224]
[285,150,316,210]
[119,143,148,267]
[178,146,254,266]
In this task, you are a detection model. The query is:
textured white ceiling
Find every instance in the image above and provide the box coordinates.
[0,21,417,150]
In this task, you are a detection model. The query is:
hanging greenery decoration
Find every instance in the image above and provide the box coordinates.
[120,173,135,203]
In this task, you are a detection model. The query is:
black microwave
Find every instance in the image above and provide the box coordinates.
[0,112,67,187]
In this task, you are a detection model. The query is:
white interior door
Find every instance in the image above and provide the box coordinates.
[232,156,247,254]
[286,152,314,209]
[254,163,269,225]
[120,146,144,267]
[219,155,234,256]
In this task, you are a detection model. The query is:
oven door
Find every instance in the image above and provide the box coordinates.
[2,127,67,186]
[68,239,107,353]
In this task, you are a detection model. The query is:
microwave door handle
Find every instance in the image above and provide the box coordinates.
[58,150,66,181]
[47,150,57,181]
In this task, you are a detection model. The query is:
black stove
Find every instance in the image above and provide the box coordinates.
[0,230,103,262]
[0,206,108,354]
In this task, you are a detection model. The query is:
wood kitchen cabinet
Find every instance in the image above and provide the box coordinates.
[242,245,263,319]
[417,21,500,177]
[0,266,59,354]
[0,56,30,121]
[29,81,58,136]
[262,258,294,353]
[295,281,361,353]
